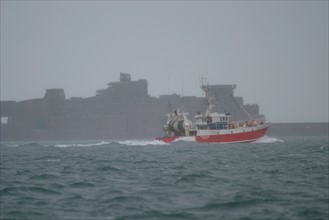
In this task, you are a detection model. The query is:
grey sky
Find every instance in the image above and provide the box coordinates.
[1,1,328,123]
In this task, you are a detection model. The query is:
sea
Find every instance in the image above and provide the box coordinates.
[1,136,328,220]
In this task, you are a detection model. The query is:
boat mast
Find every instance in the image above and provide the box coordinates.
[200,77,216,115]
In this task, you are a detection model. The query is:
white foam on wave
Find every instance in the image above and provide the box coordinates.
[54,141,110,148]
[117,139,168,146]
[46,159,61,162]
[253,135,284,143]
[3,144,20,147]
[52,140,167,147]
[4,140,166,148]
[173,136,195,142]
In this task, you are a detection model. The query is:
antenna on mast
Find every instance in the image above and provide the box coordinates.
[167,60,170,95]
[181,75,185,109]
[200,75,208,97]
[181,75,184,97]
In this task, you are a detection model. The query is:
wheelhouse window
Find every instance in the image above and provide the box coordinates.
[197,125,208,130]
[208,123,216,130]
[220,117,228,122]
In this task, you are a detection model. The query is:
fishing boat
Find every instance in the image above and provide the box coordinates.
[194,112,270,143]
[156,82,270,143]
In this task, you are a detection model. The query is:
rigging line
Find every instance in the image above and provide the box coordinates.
[181,75,184,108]
[229,94,253,120]
[167,65,169,95]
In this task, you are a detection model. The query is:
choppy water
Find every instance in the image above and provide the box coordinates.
[1,136,328,220]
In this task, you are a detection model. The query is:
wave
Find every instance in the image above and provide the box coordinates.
[117,139,168,146]
[70,181,95,188]
[2,140,167,148]
[253,135,284,143]
[1,143,19,147]
[54,141,110,148]
[54,139,168,147]
[2,143,46,148]
[173,136,195,142]
[28,174,59,181]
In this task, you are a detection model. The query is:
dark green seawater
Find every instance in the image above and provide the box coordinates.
[1,136,328,220]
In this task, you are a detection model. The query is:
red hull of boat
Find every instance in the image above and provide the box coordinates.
[157,125,269,143]
[196,126,269,143]
[156,136,179,143]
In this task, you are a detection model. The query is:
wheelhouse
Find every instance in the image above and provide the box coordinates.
[195,113,231,130]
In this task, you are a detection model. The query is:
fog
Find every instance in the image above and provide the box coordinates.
[1,1,328,123]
